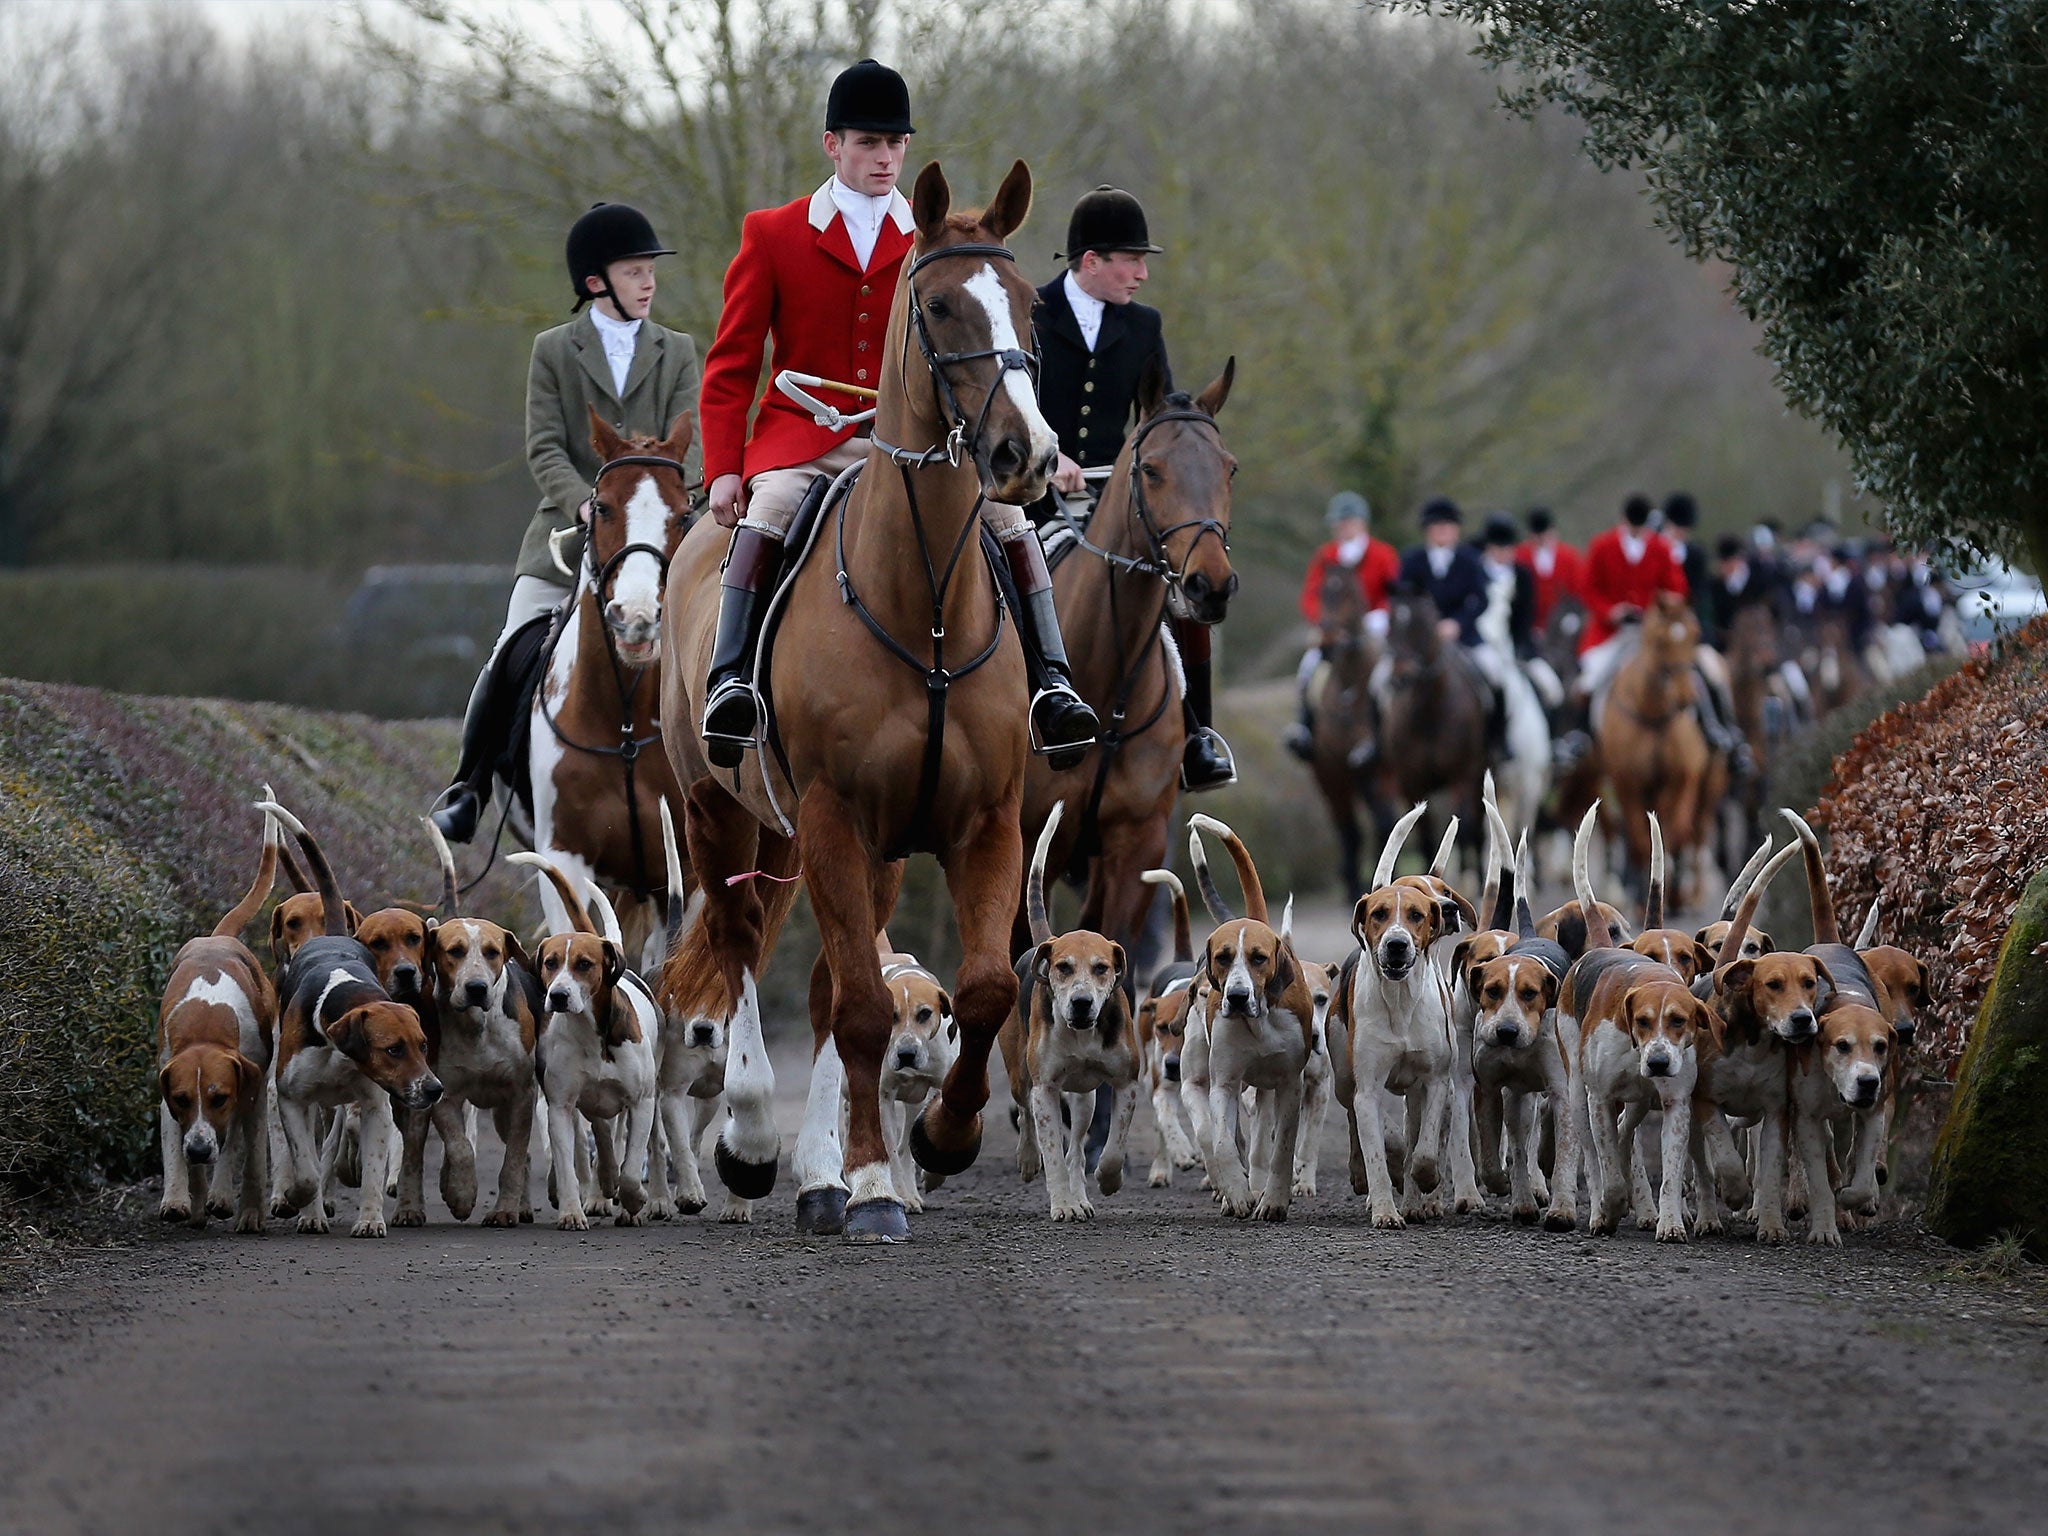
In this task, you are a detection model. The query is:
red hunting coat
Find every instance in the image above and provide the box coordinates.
[1299,536,1400,625]
[1578,526,1688,651]
[699,181,916,485]
[1514,537,1586,633]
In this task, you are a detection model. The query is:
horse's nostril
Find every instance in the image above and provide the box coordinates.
[1222,573,1241,599]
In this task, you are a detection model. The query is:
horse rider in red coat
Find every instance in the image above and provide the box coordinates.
[1513,506,1584,638]
[696,59,1098,768]
[1284,490,1399,761]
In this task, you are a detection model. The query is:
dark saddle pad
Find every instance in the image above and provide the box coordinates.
[493,606,567,819]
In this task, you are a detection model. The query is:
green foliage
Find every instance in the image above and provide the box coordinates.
[1420,0,2048,570]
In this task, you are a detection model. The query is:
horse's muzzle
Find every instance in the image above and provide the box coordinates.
[1179,570,1238,626]
[982,434,1052,506]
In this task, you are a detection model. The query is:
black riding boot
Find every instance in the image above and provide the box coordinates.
[1175,619,1237,793]
[1002,534,1101,772]
[1486,680,1513,763]
[701,526,786,769]
[429,611,551,843]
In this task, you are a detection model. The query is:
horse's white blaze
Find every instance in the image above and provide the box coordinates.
[610,477,668,631]
[963,263,1057,466]
[718,970,779,1165]
[793,1036,848,1194]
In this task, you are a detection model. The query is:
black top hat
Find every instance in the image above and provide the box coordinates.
[1526,506,1553,535]
[1059,186,1163,260]
[1420,496,1463,527]
[826,59,915,135]
[566,203,674,310]
[1482,513,1520,548]
[1663,491,1698,528]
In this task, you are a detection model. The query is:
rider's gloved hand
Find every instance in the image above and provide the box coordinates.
[709,473,744,529]
[1051,453,1086,498]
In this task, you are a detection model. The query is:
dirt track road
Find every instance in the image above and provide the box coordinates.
[5,1034,2048,1536]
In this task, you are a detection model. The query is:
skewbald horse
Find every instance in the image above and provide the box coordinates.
[531,408,695,956]
[1023,361,1240,963]
[658,160,1053,1242]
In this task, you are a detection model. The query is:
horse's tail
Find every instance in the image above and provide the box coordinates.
[583,880,626,946]
[1482,791,1515,933]
[507,852,595,936]
[420,816,460,917]
[1028,803,1065,947]
[213,804,282,939]
[656,852,802,1023]
[1512,830,1537,940]
[1142,869,1193,963]
[1372,802,1428,889]
[1570,804,1614,950]
[1781,808,1840,944]
[1717,841,1802,966]
[1428,817,1460,881]
[1720,835,1776,921]
[1190,814,1266,922]
[1854,898,1882,949]
[1644,812,1666,931]
[1188,823,1236,924]
[256,800,349,938]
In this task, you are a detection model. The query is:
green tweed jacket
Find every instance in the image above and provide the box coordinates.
[517,310,703,582]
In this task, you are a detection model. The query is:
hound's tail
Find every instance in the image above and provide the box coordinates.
[584,880,625,947]
[1281,893,1295,942]
[508,852,596,936]
[1428,816,1460,882]
[213,803,282,939]
[420,816,460,917]
[1189,814,1267,923]
[1644,812,1667,932]
[1512,830,1537,940]
[1720,835,1775,922]
[1142,868,1193,963]
[1483,793,1515,933]
[1028,802,1064,947]
[659,797,692,949]
[255,799,348,938]
[1189,823,1236,924]
[1716,840,1803,967]
[1781,808,1840,944]
[1854,898,1882,949]
[1372,802,1428,890]
[1570,804,1615,951]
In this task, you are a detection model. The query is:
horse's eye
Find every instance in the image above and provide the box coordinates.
[594,501,612,519]
[1141,462,1162,483]
[926,299,949,319]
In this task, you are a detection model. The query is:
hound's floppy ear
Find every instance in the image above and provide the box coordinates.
[1618,985,1649,1030]
[157,1061,177,1103]
[344,901,362,936]
[980,159,1032,243]
[325,1007,368,1060]
[1349,895,1372,949]
[1910,959,1930,1004]
[230,1050,265,1108]
[503,929,533,977]
[1032,940,1054,982]
[1718,958,1755,994]
[1692,941,1715,978]
[1450,936,1478,989]
[1693,997,1718,1038]
[269,904,290,966]
[937,989,955,1022]
[1442,889,1479,937]
[1266,939,1297,1001]
[1109,941,1128,984]
[1538,970,1560,1010]
[912,161,951,241]
[600,939,624,992]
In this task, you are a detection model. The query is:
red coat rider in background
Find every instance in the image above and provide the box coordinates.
[694,59,1097,768]
[1285,490,1398,762]
[1513,506,1584,638]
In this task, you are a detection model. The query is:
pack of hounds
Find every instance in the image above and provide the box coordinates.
[156,780,1927,1245]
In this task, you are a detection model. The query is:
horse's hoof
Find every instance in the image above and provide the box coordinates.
[713,1139,778,1200]
[909,1106,981,1176]
[795,1187,849,1236]
[843,1199,910,1244]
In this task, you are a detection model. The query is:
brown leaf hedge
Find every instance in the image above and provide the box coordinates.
[1818,615,2048,1073]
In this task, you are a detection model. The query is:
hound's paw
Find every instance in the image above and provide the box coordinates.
[392,1207,427,1228]
[556,1211,590,1232]
[718,1197,753,1224]
[1369,1203,1406,1230]
[1251,1195,1290,1223]
[1542,1207,1578,1233]
[206,1196,236,1220]
[674,1193,708,1217]
[1096,1164,1125,1197]
[586,1199,617,1219]
[903,1193,926,1214]
[296,1211,331,1235]
[1455,1193,1485,1215]
[1838,1186,1877,1216]
[1148,1167,1171,1188]
[1807,1225,1843,1248]
[159,1202,192,1224]
[1755,1222,1788,1246]
[1199,1173,1216,1192]
[1529,1174,1551,1205]
[1654,1218,1689,1244]
[1512,1203,1540,1226]
[1293,1177,1318,1198]
[1408,1153,1440,1192]
[482,1209,519,1228]
[1173,1152,1201,1172]
[234,1209,265,1235]
[1018,1155,1043,1185]
[270,1196,297,1219]
[1050,1198,1095,1222]
[350,1215,388,1239]
[645,1198,677,1222]
[1694,1214,1726,1238]
[614,1208,647,1227]
[1588,1213,1618,1237]
[1407,1195,1443,1222]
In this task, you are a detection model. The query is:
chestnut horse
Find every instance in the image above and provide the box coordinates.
[1596,592,1723,905]
[657,162,1052,1243]
[1306,560,1388,898]
[1376,589,1488,876]
[530,408,695,956]
[1022,363,1240,961]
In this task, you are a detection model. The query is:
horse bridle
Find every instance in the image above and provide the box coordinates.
[871,242,1040,473]
[1059,407,1232,598]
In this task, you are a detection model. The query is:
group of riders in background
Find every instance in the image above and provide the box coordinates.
[421,52,1970,917]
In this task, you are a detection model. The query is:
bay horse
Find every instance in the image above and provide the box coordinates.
[1376,589,1488,879]
[1305,560,1388,898]
[529,408,696,959]
[1596,592,1721,906]
[657,161,1052,1243]
[1021,360,1240,963]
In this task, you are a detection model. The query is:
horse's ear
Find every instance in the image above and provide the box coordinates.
[588,403,627,462]
[912,161,951,241]
[1136,353,1169,423]
[981,159,1032,242]
[1195,356,1235,419]
[663,409,695,458]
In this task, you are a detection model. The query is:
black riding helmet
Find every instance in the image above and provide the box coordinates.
[566,202,675,315]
